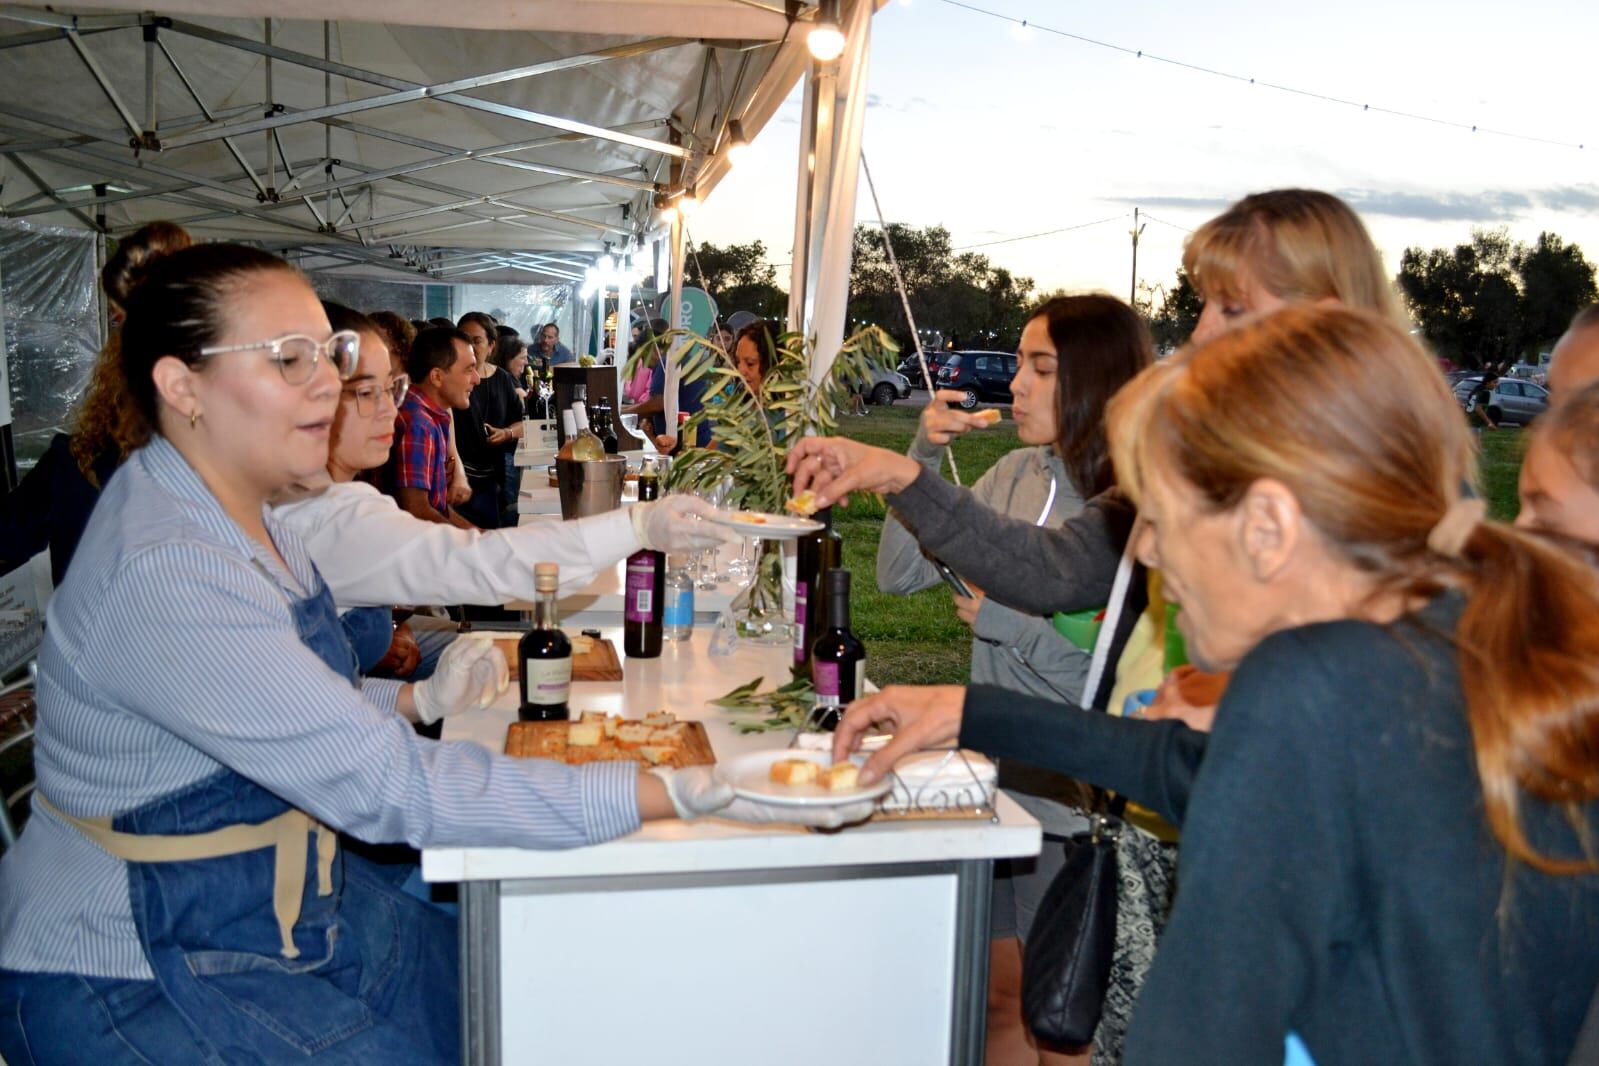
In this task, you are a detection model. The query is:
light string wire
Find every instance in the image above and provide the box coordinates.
[936,0,1589,152]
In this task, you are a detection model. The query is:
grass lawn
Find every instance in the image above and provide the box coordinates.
[836,405,1526,687]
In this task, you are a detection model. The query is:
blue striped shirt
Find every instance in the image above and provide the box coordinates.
[0,437,639,980]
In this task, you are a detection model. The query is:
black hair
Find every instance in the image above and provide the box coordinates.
[457,311,498,339]
[427,317,454,330]
[492,333,527,370]
[1027,294,1154,497]
[407,327,471,383]
[321,300,378,338]
[118,243,301,435]
[734,320,782,379]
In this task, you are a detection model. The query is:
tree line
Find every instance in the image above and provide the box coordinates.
[690,224,1597,371]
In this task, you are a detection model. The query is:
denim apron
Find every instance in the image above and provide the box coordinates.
[37,576,458,1063]
[339,604,396,674]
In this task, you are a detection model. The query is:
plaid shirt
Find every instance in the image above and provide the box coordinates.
[387,386,451,514]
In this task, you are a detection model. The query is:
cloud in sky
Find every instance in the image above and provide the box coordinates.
[1098,186,1599,224]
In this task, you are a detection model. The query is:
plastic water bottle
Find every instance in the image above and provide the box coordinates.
[664,555,694,642]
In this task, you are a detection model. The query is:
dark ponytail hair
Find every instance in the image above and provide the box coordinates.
[1030,294,1154,498]
[73,221,195,481]
[117,244,301,441]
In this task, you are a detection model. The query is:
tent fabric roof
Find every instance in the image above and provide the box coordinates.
[0,2,813,284]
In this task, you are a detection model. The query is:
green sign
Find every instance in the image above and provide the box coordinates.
[659,287,718,336]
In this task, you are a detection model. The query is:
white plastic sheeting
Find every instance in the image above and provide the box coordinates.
[0,219,101,469]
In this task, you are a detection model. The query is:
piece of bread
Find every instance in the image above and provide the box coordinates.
[769,758,819,786]
[579,710,607,724]
[639,745,676,766]
[615,722,653,748]
[784,490,819,517]
[568,721,603,747]
[601,716,620,739]
[972,408,1003,426]
[648,723,688,746]
[643,710,676,728]
[818,763,860,791]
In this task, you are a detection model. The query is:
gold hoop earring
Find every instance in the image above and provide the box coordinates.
[189,410,201,430]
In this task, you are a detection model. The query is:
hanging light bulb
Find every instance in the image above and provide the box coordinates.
[725,120,750,166]
[677,191,700,218]
[807,0,845,61]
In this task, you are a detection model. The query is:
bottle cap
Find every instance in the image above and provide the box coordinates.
[572,402,590,431]
[561,410,575,436]
[534,562,560,592]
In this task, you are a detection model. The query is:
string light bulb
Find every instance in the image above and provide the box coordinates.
[725,120,750,165]
[808,0,845,61]
[676,191,700,218]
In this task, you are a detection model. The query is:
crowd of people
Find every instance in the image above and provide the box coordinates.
[0,186,1596,1064]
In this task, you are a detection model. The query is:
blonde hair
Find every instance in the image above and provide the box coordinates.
[1109,306,1599,875]
[1183,189,1405,325]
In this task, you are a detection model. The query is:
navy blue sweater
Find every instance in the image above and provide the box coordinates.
[963,595,1599,1064]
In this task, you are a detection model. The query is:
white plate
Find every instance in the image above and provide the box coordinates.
[704,508,823,539]
[716,748,893,808]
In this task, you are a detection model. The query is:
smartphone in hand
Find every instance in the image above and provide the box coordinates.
[931,558,973,598]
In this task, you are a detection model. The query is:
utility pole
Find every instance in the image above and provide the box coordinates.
[1130,206,1146,307]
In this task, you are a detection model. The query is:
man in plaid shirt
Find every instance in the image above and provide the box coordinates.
[387,327,480,528]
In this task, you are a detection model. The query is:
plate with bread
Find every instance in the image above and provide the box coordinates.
[716,749,893,808]
[704,508,822,539]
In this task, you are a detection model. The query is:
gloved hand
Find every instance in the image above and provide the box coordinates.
[650,766,877,829]
[630,494,736,553]
[412,635,510,725]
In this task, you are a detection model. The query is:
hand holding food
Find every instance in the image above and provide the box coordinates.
[784,489,820,517]
[831,684,967,786]
[785,437,922,510]
[413,635,510,725]
[921,389,996,444]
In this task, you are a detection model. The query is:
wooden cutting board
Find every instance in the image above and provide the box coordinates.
[504,720,714,769]
[490,635,624,682]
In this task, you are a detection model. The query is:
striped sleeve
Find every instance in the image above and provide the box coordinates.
[77,541,640,850]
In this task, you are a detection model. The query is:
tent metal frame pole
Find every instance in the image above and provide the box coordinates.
[153,24,692,157]
[6,154,98,229]
[155,35,268,197]
[63,28,146,144]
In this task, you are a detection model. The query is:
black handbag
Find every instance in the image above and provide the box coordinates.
[1020,797,1127,1048]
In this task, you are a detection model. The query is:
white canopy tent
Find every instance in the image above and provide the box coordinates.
[0,0,880,461]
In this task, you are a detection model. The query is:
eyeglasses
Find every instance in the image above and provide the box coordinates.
[342,374,409,416]
[195,330,360,384]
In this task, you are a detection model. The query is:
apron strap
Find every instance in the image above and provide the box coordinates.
[37,793,336,959]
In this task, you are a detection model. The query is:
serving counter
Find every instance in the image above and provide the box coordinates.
[424,626,1041,1065]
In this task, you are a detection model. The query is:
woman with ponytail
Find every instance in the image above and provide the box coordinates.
[0,221,191,584]
[826,306,1599,1064]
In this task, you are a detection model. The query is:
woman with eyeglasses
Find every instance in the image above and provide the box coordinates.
[0,244,867,1063]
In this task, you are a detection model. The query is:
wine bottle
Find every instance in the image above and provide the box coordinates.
[793,507,842,675]
[593,396,620,454]
[562,402,606,461]
[518,562,572,721]
[810,568,864,731]
[623,465,664,658]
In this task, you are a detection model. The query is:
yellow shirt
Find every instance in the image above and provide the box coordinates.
[1107,571,1180,842]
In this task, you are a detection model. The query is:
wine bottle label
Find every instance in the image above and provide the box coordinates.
[523,657,572,705]
[664,583,694,626]
[813,660,840,703]
[625,555,658,621]
[793,586,808,663]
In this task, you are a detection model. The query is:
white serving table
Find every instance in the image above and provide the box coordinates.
[424,627,1041,1066]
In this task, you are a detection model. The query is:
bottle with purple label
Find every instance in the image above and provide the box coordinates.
[623,462,664,658]
[519,562,572,721]
[793,506,840,678]
[810,568,864,731]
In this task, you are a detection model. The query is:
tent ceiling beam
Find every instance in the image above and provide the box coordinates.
[156,35,269,198]
[6,152,98,229]
[6,178,194,219]
[64,29,147,142]
[0,6,144,31]
[154,23,693,159]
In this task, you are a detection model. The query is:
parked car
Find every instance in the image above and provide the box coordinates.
[935,351,1017,409]
[896,351,954,387]
[1454,374,1549,426]
[859,367,912,406]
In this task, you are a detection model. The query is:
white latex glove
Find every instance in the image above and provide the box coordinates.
[630,494,736,553]
[650,766,877,829]
[412,635,510,725]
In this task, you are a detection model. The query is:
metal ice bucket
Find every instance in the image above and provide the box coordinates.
[556,455,626,519]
